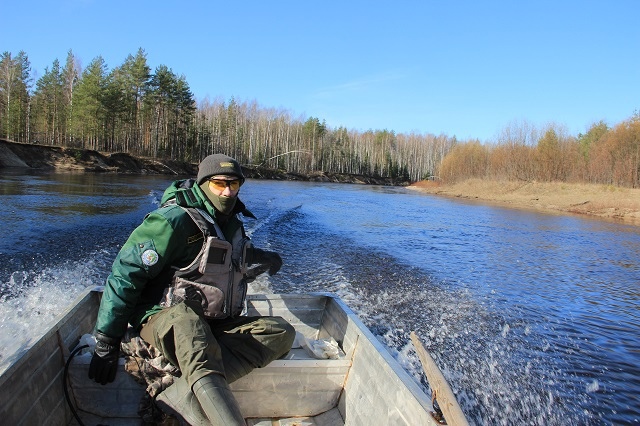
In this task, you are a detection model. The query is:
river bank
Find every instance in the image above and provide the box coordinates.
[0,139,404,185]
[409,179,640,225]
[3,139,638,225]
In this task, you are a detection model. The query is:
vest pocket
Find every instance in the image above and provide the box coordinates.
[162,278,226,319]
[233,237,253,274]
[199,237,232,274]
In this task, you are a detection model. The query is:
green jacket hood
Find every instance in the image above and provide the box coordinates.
[160,179,199,206]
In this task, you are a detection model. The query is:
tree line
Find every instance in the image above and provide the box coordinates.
[1,48,637,187]
[0,48,453,182]
[438,117,639,188]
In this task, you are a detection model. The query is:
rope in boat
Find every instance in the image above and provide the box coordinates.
[431,392,447,424]
[64,344,88,426]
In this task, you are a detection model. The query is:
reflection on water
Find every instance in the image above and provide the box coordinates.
[0,168,181,196]
[31,202,138,216]
[0,173,639,425]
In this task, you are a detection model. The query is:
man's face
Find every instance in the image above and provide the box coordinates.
[207,176,242,197]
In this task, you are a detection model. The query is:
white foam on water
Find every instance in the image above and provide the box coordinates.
[586,379,599,393]
[0,258,106,374]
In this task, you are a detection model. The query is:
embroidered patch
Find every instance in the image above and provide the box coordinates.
[188,233,204,244]
[220,161,234,168]
[141,249,159,266]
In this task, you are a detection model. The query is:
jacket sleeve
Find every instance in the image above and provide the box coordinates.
[95,211,181,339]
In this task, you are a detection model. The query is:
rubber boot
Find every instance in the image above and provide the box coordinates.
[156,376,211,425]
[192,374,246,426]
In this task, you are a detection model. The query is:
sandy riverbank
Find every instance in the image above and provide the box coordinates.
[408,179,640,226]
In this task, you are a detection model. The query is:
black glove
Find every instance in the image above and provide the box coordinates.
[184,284,204,305]
[251,248,283,276]
[88,331,121,385]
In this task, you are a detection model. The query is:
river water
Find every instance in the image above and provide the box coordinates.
[0,170,638,425]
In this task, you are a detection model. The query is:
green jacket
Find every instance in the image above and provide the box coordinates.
[95,179,254,340]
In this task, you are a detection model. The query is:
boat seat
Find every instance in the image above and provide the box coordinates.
[232,347,351,419]
[67,344,351,421]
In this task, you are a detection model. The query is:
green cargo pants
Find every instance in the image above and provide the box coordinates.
[140,300,295,387]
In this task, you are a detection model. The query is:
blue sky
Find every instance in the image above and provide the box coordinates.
[4,1,639,141]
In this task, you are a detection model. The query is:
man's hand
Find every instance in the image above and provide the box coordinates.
[88,332,121,385]
[251,248,283,276]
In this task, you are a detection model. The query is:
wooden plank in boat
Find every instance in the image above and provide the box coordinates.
[246,293,329,340]
[411,331,469,426]
[70,347,351,419]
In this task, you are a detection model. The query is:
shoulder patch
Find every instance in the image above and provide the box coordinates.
[141,249,159,266]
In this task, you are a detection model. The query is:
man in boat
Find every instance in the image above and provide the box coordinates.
[87,153,296,425]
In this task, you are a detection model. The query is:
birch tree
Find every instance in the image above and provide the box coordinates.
[62,50,80,145]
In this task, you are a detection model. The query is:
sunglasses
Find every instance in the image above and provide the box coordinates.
[208,179,242,191]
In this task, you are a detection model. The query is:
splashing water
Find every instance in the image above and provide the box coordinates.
[0,254,112,374]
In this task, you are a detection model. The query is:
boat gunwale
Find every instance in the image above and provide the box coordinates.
[322,293,434,416]
[1,288,437,425]
[0,285,100,383]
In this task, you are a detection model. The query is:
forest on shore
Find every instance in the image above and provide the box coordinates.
[0,48,638,189]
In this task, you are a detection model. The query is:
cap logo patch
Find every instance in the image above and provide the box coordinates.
[141,249,159,266]
[220,162,234,168]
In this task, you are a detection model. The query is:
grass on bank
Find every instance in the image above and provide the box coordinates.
[409,179,640,225]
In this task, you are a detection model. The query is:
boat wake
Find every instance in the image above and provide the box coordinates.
[0,254,110,375]
[253,205,597,425]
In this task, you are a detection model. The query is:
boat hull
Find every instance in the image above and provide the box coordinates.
[0,288,438,425]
